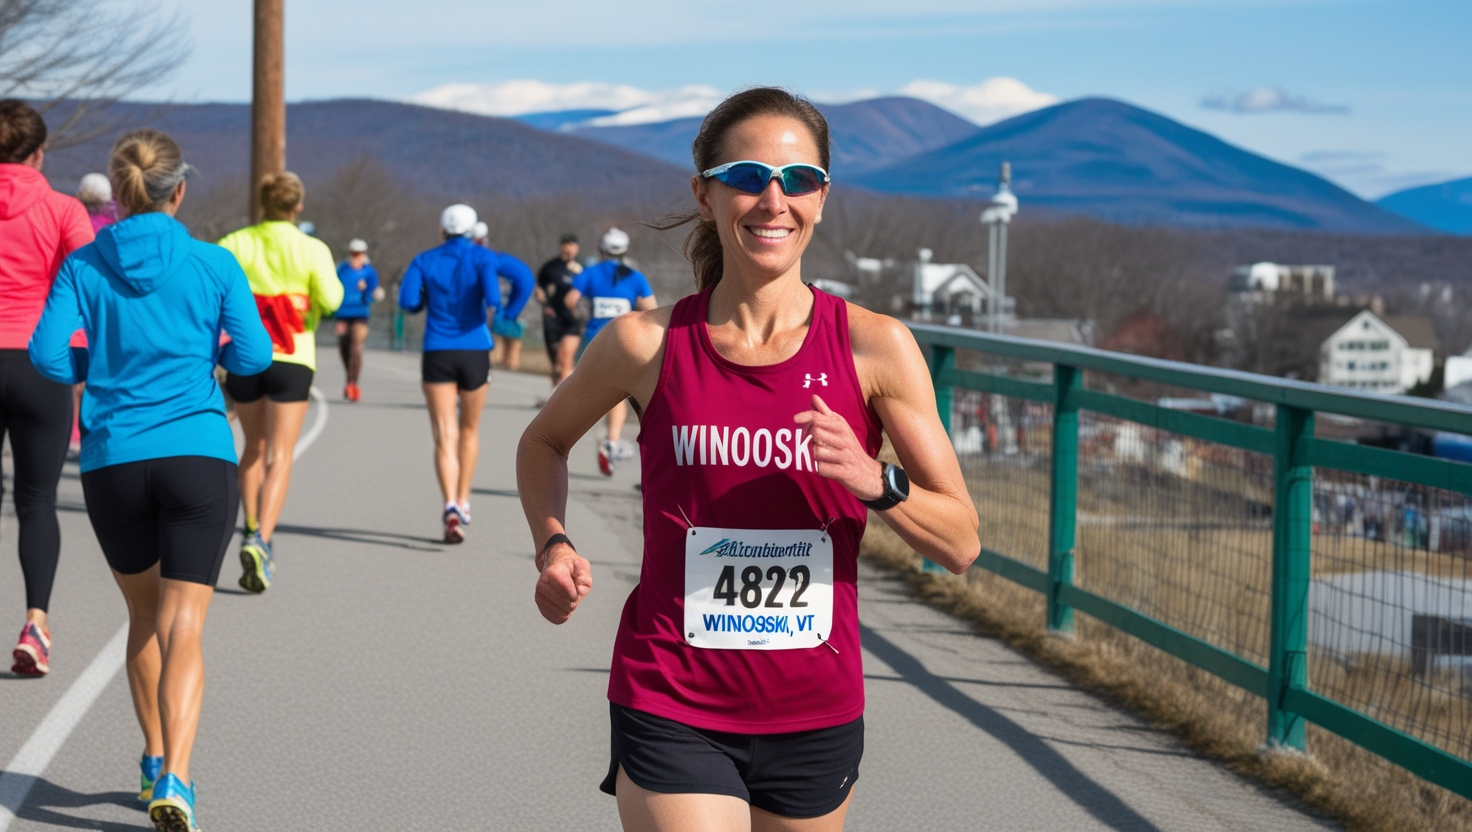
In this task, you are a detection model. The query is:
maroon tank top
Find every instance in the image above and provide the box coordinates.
[608,285,882,734]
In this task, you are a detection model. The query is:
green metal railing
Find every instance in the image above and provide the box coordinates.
[907,321,1472,800]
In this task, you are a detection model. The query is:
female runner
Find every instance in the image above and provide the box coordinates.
[218,172,342,592]
[0,99,94,676]
[30,129,272,832]
[518,88,979,831]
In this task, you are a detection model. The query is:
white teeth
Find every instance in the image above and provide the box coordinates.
[750,228,791,239]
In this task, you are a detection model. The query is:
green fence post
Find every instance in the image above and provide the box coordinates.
[393,307,404,351]
[1268,404,1314,751]
[922,345,956,574]
[1048,364,1080,634]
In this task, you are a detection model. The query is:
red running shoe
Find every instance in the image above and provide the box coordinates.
[443,506,464,544]
[12,622,50,676]
[348,383,361,402]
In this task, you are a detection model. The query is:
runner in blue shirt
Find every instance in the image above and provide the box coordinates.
[399,204,535,542]
[334,238,382,402]
[564,227,656,475]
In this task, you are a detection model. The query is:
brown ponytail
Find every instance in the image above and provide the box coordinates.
[259,171,304,221]
[110,129,190,215]
[655,87,831,291]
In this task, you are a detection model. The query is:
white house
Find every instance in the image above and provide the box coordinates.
[911,248,1005,325]
[1318,310,1435,394]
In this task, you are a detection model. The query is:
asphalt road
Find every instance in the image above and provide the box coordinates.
[1,349,1340,831]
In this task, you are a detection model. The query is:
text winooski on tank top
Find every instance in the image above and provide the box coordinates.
[670,424,815,471]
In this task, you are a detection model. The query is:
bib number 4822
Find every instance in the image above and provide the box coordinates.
[684,527,833,650]
[712,564,811,609]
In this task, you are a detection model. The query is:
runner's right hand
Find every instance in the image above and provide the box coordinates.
[535,545,592,624]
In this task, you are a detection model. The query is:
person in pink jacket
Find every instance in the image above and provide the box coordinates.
[0,99,94,676]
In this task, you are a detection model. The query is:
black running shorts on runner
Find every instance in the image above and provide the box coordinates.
[224,361,314,403]
[421,349,490,391]
[81,456,240,586]
[600,703,862,819]
[543,316,582,360]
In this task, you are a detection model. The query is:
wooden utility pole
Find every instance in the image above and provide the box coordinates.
[250,0,285,223]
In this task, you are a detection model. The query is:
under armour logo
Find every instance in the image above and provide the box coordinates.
[803,373,828,388]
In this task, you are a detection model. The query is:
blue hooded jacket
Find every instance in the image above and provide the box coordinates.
[398,236,535,351]
[29,212,272,472]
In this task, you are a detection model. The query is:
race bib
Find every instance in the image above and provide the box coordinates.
[593,297,633,319]
[683,527,833,650]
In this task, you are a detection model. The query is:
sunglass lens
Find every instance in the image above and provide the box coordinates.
[720,163,772,194]
[779,166,825,195]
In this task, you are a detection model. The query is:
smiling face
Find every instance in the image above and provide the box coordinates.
[693,114,828,285]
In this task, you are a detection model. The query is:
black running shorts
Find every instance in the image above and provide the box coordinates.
[600,703,862,819]
[224,361,314,403]
[421,349,490,391]
[542,316,582,360]
[81,456,239,586]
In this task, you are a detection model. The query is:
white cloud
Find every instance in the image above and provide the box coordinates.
[898,78,1058,125]
[1201,86,1349,115]
[410,80,722,124]
[412,76,1058,128]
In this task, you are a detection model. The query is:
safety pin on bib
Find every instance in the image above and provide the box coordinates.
[677,505,695,536]
[818,516,837,544]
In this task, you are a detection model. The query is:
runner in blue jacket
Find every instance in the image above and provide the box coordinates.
[28,128,271,832]
[563,227,656,476]
[398,203,533,541]
[333,238,382,401]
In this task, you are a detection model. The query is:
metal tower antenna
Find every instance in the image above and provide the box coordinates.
[980,162,1018,333]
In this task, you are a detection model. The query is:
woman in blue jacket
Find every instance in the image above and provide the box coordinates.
[398,203,533,543]
[29,129,271,832]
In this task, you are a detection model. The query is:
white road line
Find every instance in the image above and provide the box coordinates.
[0,625,127,830]
[0,386,330,828]
[296,386,329,461]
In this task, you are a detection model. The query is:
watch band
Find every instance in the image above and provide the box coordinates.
[862,463,908,511]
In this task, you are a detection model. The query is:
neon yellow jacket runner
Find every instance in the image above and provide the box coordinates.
[218,221,342,371]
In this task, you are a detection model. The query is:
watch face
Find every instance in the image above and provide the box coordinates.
[890,465,911,499]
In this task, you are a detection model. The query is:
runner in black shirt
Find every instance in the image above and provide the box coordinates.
[537,233,583,389]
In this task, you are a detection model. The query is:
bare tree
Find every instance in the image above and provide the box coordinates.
[0,0,188,148]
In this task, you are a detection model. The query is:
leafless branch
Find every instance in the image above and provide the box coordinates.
[0,0,188,148]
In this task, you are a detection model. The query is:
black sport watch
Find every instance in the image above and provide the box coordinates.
[862,463,910,511]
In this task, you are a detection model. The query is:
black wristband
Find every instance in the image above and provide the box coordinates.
[538,533,575,571]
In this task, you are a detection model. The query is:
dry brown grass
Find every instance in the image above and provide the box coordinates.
[861,486,1472,831]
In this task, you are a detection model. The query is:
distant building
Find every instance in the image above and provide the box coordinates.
[1318,310,1435,394]
[1444,344,1472,391]
[1231,262,1336,304]
[911,248,1005,326]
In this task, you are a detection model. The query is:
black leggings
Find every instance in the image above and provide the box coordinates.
[0,350,72,612]
[81,456,239,586]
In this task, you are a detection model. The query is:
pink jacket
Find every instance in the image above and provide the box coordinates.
[0,164,93,349]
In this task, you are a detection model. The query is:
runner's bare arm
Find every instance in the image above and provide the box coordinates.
[797,304,979,573]
[517,307,671,623]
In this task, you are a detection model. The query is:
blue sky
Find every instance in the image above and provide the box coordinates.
[143,0,1470,199]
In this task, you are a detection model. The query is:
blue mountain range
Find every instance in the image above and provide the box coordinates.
[1375,177,1472,235]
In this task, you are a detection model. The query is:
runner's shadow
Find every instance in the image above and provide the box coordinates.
[10,775,146,830]
[859,623,1163,832]
[471,487,519,499]
[273,524,444,551]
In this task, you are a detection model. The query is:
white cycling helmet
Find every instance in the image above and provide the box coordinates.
[600,227,630,256]
[347,238,368,253]
[472,221,489,241]
[440,203,478,236]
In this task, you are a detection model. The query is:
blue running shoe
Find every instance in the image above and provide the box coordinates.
[456,501,472,526]
[138,754,163,803]
[238,532,273,593]
[148,773,198,832]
